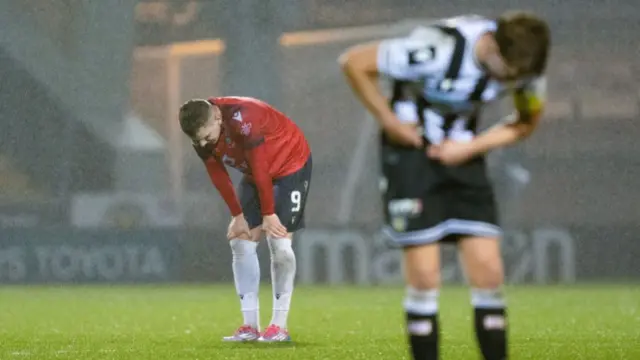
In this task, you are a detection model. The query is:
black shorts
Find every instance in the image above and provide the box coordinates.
[380,144,500,247]
[239,155,312,233]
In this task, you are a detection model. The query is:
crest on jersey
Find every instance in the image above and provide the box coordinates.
[232,111,243,122]
[240,122,252,136]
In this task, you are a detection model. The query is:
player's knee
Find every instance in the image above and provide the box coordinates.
[470,263,504,289]
[229,239,258,256]
[471,288,506,309]
[267,237,296,267]
[473,259,504,289]
[406,266,441,290]
[403,244,441,289]
[464,251,504,288]
[404,286,439,315]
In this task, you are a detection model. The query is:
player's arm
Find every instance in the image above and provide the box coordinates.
[196,146,243,217]
[339,28,444,146]
[470,76,546,153]
[339,41,400,131]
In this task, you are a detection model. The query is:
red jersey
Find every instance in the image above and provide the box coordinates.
[192,96,311,217]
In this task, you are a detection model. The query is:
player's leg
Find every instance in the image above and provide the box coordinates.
[223,179,264,342]
[450,180,506,359]
[381,145,444,360]
[458,236,507,360]
[403,243,441,360]
[260,231,295,342]
[261,156,312,342]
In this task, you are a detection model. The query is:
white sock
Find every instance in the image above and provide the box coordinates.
[267,236,296,328]
[230,239,260,329]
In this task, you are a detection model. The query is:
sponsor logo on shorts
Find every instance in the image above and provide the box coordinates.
[388,199,423,217]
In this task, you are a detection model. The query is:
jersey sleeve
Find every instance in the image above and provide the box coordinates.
[203,157,243,217]
[376,26,450,80]
[512,76,546,121]
[191,144,243,217]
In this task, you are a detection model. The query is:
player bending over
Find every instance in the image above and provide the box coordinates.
[179,96,312,342]
[340,11,549,360]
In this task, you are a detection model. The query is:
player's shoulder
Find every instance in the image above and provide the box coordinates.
[209,96,265,107]
[403,25,452,51]
[438,14,494,28]
[217,97,274,139]
[437,14,497,40]
[213,96,269,117]
[377,24,454,78]
[400,14,494,57]
[382,14,492,52]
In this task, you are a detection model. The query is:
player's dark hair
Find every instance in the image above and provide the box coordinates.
[179,99,211,137]
[495,11,551,76]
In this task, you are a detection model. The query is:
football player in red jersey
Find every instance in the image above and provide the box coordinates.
[179,97,312,342]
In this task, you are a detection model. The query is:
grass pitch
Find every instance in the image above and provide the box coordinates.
[1,285,639,359]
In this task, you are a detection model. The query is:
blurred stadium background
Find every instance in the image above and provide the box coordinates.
[0,0,638,285]
[1,1,639,359]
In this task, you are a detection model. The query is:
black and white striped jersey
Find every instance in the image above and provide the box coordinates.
[377,15,546,144]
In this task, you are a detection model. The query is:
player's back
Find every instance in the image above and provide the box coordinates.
[428,15,501,113]
[381,15,507,117]
[210,96,311,179]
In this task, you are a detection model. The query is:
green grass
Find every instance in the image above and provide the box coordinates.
[1,285,639,359]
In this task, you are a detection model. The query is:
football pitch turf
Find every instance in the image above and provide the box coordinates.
[1,285,638,359]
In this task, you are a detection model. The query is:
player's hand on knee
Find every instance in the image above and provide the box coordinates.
[227,214,252,240]
[262,214,288,238]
